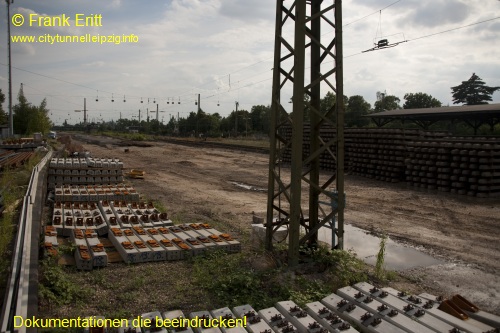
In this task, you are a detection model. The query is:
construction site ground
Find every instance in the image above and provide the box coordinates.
[44,134,500,317]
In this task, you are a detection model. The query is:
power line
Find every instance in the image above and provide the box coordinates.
[344,0,402,27]
[0,63,96,92]
[22,83,82,107]
[407,16,500,42]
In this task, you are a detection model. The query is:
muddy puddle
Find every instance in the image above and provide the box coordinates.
[316,223,443,270]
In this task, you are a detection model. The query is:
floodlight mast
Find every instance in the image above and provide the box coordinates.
[266,0,345,266]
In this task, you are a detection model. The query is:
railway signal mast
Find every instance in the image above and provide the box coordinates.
[266,0,345,266]
[74,98,88,125]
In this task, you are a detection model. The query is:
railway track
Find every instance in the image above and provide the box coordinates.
[155,138,270,155]
[70,133,270,154]
[0,151,34,170]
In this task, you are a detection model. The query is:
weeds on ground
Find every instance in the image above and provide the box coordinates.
[193,245,367,310]
[193,250,288,310]
[373,233,397,281]
[38,256,93,308]
[0,154,44,292]
[375,233,387,279]
[299,244,367,287]
[288,277,331,307]
[150,199,168,214]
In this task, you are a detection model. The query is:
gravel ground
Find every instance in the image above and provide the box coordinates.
[39,135,500,318]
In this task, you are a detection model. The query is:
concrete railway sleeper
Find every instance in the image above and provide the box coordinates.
[353,282,497,333]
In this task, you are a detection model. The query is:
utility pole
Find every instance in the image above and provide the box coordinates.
[150,104,166,124]
[74,98,87,125]
[176,112,179,135]
[234,101,239,136]
[242,114,249,137]
[246,116,248,137]
[196,94,201,136]
[139,109,141,123]
[6,0,13,136]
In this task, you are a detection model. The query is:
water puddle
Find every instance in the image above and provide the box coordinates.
[230,181,267,193]
[315,224,443,271]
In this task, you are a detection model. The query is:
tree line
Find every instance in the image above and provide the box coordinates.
[1,73,498,137]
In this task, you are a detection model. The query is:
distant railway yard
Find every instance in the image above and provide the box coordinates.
[3,1,500,332]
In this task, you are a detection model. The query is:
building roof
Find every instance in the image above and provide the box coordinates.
[367,103,500,132]
[370,103,500,118]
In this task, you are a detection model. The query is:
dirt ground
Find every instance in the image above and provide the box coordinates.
[74,135,500,315]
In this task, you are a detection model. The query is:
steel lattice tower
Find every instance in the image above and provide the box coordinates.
[265,0,344,266]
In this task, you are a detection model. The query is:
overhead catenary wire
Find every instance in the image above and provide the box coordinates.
[344,0,403,27]
[406,16,500,42]
[358,15,500,54]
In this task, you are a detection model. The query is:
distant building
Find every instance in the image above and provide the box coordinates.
[126,126,140,133]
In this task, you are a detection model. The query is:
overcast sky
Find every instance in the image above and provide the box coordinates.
[1,0,499,125]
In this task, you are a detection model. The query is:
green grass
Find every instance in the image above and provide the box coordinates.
[98,131,270,149]
[100,131,147,141]
[0,152,44,299]
[206,137,270,148]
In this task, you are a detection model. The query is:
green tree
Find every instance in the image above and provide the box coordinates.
[220,110,250,136]
[451,73,500,105]
[166,116,177,135]
[13,86,53,135]
[13,85,32,135]
[403,92,442,109]
[207,112,221,136]
[345,95,371,127]
[289,94,311,122]
[182,111,197,136]
[28,98,52,134]
[250,105,270,134]
[236,110,250,135]
[374,92,400,113]
[319,91,348,124]
[0,89,7,125]
[195,109,220,136]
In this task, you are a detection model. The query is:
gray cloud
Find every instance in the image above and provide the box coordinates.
[218,0,275,23]
[397,0,472,28]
